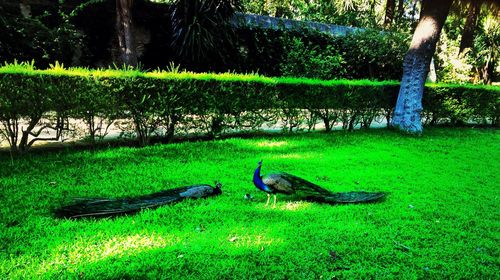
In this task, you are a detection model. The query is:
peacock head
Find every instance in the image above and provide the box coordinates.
[213,181,222,195]
[258,160,263,167]
[214,181,222,189]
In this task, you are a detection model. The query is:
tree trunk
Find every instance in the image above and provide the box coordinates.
[116,0,137,67]
[384,0,396,28]
[459,1,481,54]
[395,0,404,26]
[323,117,331,132]
[481,52,494,84]
[165,114,179,143]
[391,0,453,134]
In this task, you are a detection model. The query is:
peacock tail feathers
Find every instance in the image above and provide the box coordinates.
[261,172,386,204]
[55,184,222,219]
[307,191,386,204]
[263,172,333,196]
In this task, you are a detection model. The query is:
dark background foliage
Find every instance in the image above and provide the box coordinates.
[0,0,409,80]
[0,2,85,68]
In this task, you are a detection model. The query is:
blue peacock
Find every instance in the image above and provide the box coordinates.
[253,160,385,207]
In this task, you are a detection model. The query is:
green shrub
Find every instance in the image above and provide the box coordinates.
[423,83,499,126]
[0,63,498,152]
[0,65,57,152]
[235,27,409,80]
[340,30,409,80]
[280,37,346,80]
[0,5,85,68]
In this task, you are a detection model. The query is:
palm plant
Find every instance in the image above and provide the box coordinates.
[470,15,499,84]
[170,0,242,71]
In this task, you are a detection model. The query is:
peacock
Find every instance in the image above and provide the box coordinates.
[55,183,222,219]
[253,161,385,207]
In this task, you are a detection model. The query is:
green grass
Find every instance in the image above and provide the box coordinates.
[0,128,498,279]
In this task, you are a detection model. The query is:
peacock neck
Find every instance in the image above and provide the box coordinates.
[253,165,271,192]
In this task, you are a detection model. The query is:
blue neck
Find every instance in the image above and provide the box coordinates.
[253,165,271,192]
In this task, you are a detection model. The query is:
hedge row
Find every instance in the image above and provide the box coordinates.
[0,63,498,152]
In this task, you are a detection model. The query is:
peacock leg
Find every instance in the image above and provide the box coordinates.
[265,193,271,206]
[272,194,277,208]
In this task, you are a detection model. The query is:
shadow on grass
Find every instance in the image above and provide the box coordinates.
[0,128,403,158]
[1,126,496,161]
[0,131,334,180]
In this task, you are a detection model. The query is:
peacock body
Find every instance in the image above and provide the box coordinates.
[55,183,222,219]
[253,161,385,206]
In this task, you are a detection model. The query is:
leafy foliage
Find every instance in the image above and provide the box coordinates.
[468,15,499,84]
[0,64,498,152]
[234,27,409,80]
[0,4,85,68]
[170,0,242,71]
[240,0,386,28]
[340,29,409,80]
[436,4,499,84]
[280,37,346,80]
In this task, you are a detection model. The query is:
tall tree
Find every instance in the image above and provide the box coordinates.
[459,0,481,54]
[116,0,137,66]
[384,0,396,27]
[395,0,405,27]
[391,0,453,133]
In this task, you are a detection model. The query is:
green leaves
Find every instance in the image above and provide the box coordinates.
[280,37,346,80]
[170,0,242,71]
[0,6,84,69]
[0,64,498,152]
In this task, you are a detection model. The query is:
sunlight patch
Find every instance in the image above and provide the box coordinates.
[226,234,282,249]
[37,233,179,275]
[281,201,312,211]
[273,153,311,159]
[256,141,289,148]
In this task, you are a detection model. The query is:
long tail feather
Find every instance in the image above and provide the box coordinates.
[55,184,222,219]
[269,173,386,204]
[306,191,386,204]
[275,172,333,196]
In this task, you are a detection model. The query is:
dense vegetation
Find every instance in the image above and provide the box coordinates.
[1,0,497,83]
[0,1,409,80]
[1,63,498,152]
[0,128,498,279]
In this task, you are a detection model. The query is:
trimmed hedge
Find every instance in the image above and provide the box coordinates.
[0,63,498,152]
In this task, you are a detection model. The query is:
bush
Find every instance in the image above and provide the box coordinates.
[233,27,409,80]
[0,63,498,152]
[340,29,409,80]
[280,37,346,80]
[423,83,499,126]
[0,5,85,68]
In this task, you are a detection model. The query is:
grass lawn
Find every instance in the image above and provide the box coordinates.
[0,128,498,279]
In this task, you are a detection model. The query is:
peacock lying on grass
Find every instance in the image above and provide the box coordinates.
[253,161,385,207]
[55,183,222,219]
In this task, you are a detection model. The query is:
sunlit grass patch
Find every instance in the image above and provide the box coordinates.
[281,201,313,211]
[37,232,178,275]
[256,140,290,148]
[0,128,498,279]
